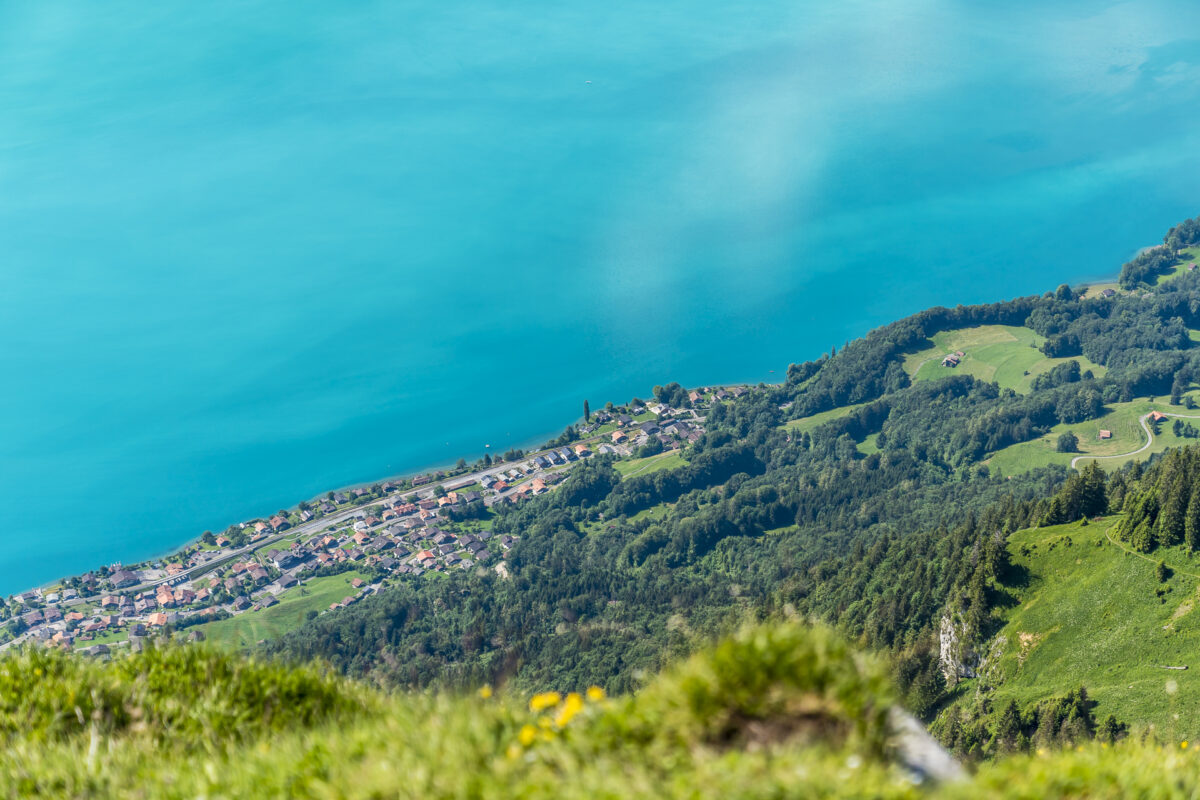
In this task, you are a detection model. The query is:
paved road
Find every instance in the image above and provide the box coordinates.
[1071,411,1200,470]
[4,413,692,649]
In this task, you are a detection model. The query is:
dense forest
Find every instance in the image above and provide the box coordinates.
[270,216,1200,745]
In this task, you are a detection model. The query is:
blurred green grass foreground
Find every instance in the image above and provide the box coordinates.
[0,622,1195,799]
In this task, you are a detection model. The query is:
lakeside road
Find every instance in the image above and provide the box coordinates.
[0,402,709,652]
[13,408,693,603]
[1071,411,1200,470]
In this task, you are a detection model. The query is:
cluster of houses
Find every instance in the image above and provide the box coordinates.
[5,495,521,653]
[3,388,730,655]
[609,416,701,448]
[11,575,185,652]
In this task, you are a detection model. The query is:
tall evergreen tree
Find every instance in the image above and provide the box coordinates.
[1185,482,1200,552]
[994,700,1022,753]
[1130,517,1155,553]
[1078,462,1108,517]
[1157,477,1187,546]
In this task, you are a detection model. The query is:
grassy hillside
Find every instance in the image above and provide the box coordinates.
[987,395,1200,476]
[956,516,1200,736]
[902,325,1105,394]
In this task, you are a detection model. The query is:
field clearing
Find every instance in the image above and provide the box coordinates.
[628,504,672,524]
[987,395,1200,475]
[614,451,687,477]
[980,517,1200,736]
[198,571,368,648]
[1081,281,1120,299]
[857,432,880,455]
[903,325,1106,393]
[782,402,869,435]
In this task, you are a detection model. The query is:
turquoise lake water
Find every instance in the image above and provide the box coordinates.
[2,2,1200,593]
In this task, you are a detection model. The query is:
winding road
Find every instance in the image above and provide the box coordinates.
[1071,411,1200,470]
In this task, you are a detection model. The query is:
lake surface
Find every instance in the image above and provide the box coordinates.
[2,1,1200,594]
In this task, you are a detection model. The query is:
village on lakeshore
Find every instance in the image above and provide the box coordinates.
[0,385,749,654]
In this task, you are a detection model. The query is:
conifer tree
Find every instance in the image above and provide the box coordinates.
[1097,714,1123,744]
[1033,704,1058,748]
[1079,462,1108,517]
[942,706,963,755]
[1158,477,1187,546]
[994,700,1022,753]
[1107,471,1128,512]
[1186,483,1200,552]
[1130,516,1155,553]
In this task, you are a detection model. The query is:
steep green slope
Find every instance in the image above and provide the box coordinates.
[963,517,1200,735]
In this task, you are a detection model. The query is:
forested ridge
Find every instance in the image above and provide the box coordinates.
[270,216,1200,747]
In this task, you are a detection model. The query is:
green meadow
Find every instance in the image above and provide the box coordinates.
[902,325,1105,394]
[613,451,688,477]
[783,401,870,435]
[987,395,1200,476]
[197,571,369,648]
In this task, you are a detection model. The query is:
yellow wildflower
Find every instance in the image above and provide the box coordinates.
[518,724,537,747]
[506,743,523,760]
[555,693,585,728]
[586,685,606,702]
[1184,741,1191,750]
[478,685,493,699]
[529,691,562,712]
